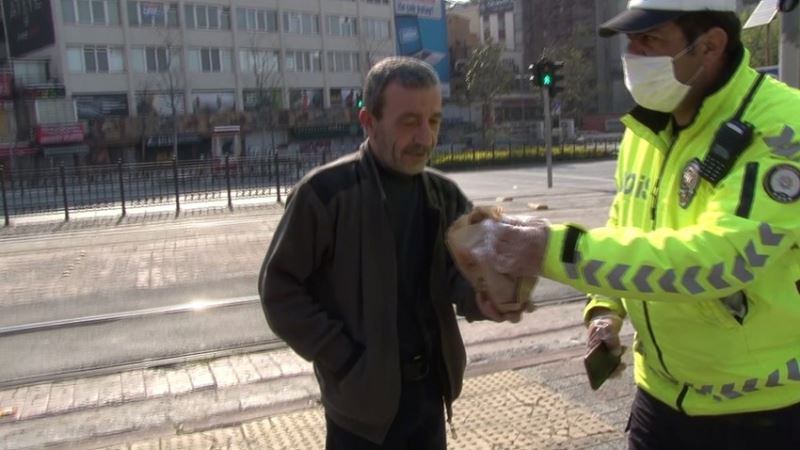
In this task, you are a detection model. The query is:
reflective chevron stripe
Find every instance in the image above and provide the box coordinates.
[682,359,800,403]
[765,126,800,159]
[561,225,785,294]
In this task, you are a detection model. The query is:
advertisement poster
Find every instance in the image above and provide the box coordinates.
[395,0,450,97]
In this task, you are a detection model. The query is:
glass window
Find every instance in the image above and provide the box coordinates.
[62,0,76,23]
[67,48,83,72]
[77,0,91,24]
[84,48,97,72]
[91,0,106,23]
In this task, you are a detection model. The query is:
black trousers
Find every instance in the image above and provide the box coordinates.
[628,388,800,450]
[325,376,446,450]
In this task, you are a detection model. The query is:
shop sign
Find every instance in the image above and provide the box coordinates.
[0,73,14,99]
[35,123,85,145]
[24,84,66,99]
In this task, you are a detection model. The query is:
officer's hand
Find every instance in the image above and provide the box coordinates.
[587,312,627,378]
[484,218,550,279]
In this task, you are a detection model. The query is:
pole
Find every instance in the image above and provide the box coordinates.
[172,157,180,214]
[1,165,9,226]
[225,154,233,210]
[543,87,553,188]
[780,6,800,87]
[60,165,69,222]
[117,159,126,217]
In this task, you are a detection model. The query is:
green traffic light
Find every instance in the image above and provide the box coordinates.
[356,100,364,108]
[543,74,553,86]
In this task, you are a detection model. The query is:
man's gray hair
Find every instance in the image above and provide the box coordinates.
[363,57,440,119]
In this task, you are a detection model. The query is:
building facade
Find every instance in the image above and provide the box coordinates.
[0,0,399,166]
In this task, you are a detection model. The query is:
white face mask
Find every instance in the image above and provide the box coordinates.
[622,39,704,112]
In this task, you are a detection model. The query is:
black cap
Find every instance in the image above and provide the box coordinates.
[598,9,684,37]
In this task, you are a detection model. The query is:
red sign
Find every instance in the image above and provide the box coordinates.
[0,73,13,99]
[35,123,84,145]
[0,143,38,158]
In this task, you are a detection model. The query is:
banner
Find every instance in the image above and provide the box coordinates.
[479,0,515,15]
[395,1,450,97]
[395,0,442,20]
[35,123,85,145]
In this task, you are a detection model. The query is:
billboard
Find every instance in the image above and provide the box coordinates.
[479,0,515,15]
[2,0,56,57]
[395,0,450,97]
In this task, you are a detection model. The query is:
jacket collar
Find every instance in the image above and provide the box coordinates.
[357,140,442,210]
[623,46,757,152]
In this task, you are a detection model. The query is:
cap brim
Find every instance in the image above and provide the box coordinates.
[598,9,684,37]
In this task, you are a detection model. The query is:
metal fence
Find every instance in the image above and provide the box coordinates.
[1,140,618,225]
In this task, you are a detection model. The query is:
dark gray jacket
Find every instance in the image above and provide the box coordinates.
[258,143,483,443]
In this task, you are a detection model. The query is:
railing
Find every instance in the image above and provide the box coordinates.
[0,139,618,225]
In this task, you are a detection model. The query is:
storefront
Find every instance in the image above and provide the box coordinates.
[144,132,207,161]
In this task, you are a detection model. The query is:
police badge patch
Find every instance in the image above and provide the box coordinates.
[680,159,702,208]
[764,164,800,203]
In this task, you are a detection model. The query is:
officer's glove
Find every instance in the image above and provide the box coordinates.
[587,312,627,378]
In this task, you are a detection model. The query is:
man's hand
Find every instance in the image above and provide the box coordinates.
[587,312,626,377]
[476,291,534,323]
[485,219,550,278]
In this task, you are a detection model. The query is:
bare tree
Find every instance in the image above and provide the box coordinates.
[465,43,513,145]
[243,34,283,153]
[137,28,185,159]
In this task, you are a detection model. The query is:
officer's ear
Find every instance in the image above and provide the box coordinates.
[701,27,728,62]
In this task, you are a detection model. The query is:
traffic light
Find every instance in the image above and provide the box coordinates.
[355,93,364,109]
[528,62,543,87]
[548,61,565,98]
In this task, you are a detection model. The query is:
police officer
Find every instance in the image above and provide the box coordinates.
[479,1,800,448]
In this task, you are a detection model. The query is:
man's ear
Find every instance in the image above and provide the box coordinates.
[703,27,729,60]
[358,109,373,134]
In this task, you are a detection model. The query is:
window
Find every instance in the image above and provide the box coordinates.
[327,51,359,73]
[62,0,120,25]
[243,89,282,111]
[188,48,232,72]
[327,15,357,37]
[364,0,389,4]
[282,11,319,35]
[185,3,230,30]
[67,46,124,73]
[284,50,321,73]
[497,12,506,42]
[238,49,279,73]
[236,8,278,32]
[482,14,490,41]
[329,88,360,108]
[289,88,322,110]
[128,1,178,27]
[137,92,185,116]
[131,47,179,73]
[363,18,390,39]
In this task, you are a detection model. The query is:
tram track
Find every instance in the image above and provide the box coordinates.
[0,293,587,390]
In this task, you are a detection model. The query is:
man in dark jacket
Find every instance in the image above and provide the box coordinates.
[258,57,525,449]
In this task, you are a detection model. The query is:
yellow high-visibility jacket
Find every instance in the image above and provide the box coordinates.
[543,50,800,415]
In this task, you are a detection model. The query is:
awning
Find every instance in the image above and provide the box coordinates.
[43,145,90,157]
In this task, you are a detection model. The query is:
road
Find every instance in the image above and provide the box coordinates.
[0,160,617,386]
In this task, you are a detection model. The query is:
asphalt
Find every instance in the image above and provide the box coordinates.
[0,167,637,450]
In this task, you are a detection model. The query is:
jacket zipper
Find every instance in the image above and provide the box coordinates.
[644,134,679,390]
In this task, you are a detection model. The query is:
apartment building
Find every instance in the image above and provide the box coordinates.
[47,0,396,117]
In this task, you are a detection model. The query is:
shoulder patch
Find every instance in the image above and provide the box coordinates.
[763,164,800,204]
[764,126,800,160]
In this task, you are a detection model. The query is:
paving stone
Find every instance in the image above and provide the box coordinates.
[143,369,171,398]
[18,384,50,419]
[228,354,262,385]
[96,374,125,406]
[46,382,75,414]
[185,364,215,391]
[130,439,159,450]
[120,370,147,401]
[270,350,312,377]
[248,352,282,380]
[166,369,194,396]
[72,379,101,409]
[209,359,240,388]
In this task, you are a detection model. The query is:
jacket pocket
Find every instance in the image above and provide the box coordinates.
[697,292,748,328]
